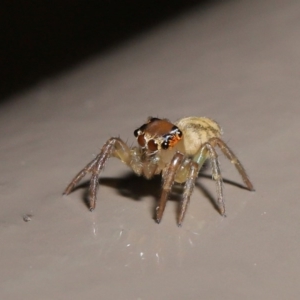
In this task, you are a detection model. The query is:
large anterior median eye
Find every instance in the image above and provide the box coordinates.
[147,140,158,151]
[137,134,146,147]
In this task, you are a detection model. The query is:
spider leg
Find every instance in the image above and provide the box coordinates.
[202,142,226,216]
[63,137,133,210]
[63,158,98,195]
[178,160,199,226]
[156,152,184,224]
[210,137,254,191]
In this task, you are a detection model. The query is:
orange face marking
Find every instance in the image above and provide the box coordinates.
[137,134,146,148]
[168,133,182,148]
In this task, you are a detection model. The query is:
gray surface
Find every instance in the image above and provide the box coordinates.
[1,0,300,299]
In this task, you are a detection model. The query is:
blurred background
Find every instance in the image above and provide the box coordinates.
[0,0,211,101]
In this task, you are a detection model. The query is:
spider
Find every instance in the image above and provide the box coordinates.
[63,117,254,226]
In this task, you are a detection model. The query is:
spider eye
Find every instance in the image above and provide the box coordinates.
[147,140,158,151]
[133,129,139,137]
[137,134,146,147]
[161,127,182,149]
[161,141,169,149]
[134,123,148,137]
[177,129,183,138]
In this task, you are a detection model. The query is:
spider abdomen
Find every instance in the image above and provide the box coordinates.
[176,117,222,156]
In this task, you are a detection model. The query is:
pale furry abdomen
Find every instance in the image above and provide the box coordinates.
[176,117,222,156]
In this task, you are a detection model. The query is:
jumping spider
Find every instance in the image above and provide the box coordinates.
[63,117,254,226]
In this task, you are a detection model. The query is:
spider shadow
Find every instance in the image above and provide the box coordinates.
[99,172,163,203]
[75,172,175,218]
[195,173,249,215]
[72,170,248,219]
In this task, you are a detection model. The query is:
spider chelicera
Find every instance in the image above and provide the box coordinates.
[63,117,254,226]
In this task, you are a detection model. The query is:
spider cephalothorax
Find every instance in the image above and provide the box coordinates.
[63,116,254,226]
[134,117,183,152]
